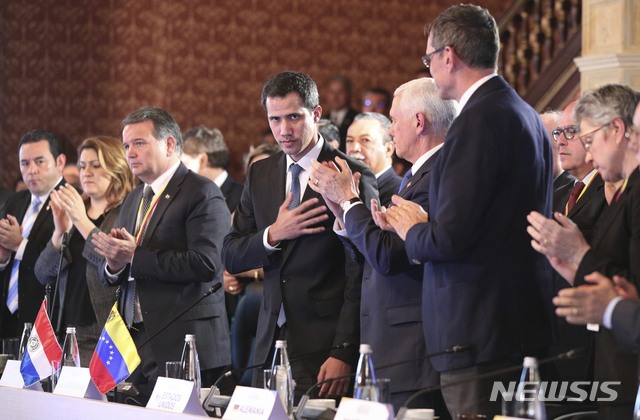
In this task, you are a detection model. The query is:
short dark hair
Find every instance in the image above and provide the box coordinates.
[122,106,183,154]
[261,71,319,111]
[425,3,499,70]
[18,129,64,158]
[183,125,229,169]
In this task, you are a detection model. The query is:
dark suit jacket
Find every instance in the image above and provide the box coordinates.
[403,76,554,372]
[551,173,607,382]
[222,139,378,381]
[99,164,231,371]
[376,167,402,207]
[343,150,440,394]
[0,180,64,337]
[573,167,640,410]
[220,174,243,214]
[611,299,640,353]
[552,171,576,213]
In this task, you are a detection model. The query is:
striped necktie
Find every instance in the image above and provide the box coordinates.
[7,196,42,313]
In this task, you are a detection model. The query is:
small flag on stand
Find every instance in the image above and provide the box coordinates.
[89,302,141,393]
[20,299,62,386]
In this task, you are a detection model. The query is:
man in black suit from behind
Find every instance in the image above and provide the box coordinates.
[0,130,66,338]
[384,5,554,417]
[223,71,378,400]
[92,107,230,392]
[346,112,401,206]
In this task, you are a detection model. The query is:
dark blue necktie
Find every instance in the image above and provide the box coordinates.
[288,163,304,209]
[398,169,413,193]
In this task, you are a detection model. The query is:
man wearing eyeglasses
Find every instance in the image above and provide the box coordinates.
[380,4,554,418]
[528,84,640,418]
[553,101,608,242]
[549,101,608,387]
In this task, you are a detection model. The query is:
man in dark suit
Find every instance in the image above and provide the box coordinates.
[310,77,457,411]
[345,112,400,206]
[0,130,66,338]
[222,71,378,400]
[548,101,608,384]
[324,75,359,151]
[529,84,640,418]
[92,107,230,392]
[181,125,243,213]
[540,110,577,211]
[384,5,554,417]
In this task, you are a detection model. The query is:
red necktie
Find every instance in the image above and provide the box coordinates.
[566,181,585,213]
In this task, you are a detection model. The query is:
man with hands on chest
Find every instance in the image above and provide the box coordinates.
[222,71,378,400]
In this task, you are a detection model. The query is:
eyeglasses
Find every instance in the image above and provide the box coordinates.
[422,46,445,69]
[551,125,578,142]
[578,123,609,151]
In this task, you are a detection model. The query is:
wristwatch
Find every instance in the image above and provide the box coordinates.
[340,197,361,212]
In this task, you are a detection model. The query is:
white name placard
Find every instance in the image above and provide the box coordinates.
[222,385,288,420]
[147,377,206,416]
[53,366,105,400]
[335,397,393,420]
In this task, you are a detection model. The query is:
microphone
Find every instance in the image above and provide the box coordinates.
[138,282,222,350]
[395,347,586,420]
[294,344,473,420]
[202,342,357,416]
[48,231,68,324]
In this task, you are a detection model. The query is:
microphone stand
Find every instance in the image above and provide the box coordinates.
[49,232,67,322]
[137,282,222,350]
[395,347,585,420]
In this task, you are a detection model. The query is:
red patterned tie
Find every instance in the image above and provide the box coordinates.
[566,181,585,213]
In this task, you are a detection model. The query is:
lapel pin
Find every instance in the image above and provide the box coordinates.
[165,194,171,199]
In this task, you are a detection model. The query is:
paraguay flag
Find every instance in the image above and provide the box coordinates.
[20,299,63,386]
[89,302,141,393]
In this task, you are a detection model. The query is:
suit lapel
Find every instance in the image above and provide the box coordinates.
[140,164,187,245]
[29,180,64,238]
[281,143,333,262]
[567,173,602,218]
[401,149,440,197]
[592,170,639,247]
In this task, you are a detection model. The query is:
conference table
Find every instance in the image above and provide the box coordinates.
[0,386,207,419]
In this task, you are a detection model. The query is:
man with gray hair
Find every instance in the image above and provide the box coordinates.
[346,112,400,206]
[309,77,457,411]
[92,106,231,394]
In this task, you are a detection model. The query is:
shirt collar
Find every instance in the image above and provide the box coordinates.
[213,170,228,187]
[411,143,444,174]
[458,73,498,111]
[146,160,181,195]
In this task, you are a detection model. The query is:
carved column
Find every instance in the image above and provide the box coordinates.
[575,0,640,91]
